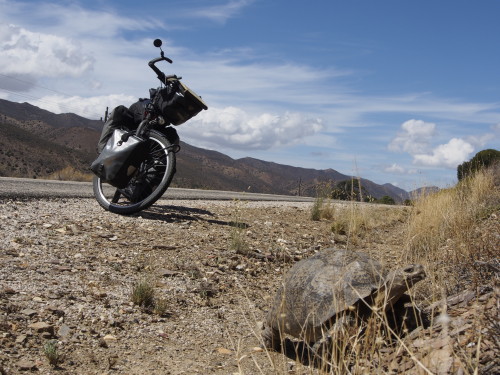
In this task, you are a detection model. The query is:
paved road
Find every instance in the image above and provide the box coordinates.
[0,177,315,202]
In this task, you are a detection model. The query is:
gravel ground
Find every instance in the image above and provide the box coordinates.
[0,198,497,374]
[0,198,337,374]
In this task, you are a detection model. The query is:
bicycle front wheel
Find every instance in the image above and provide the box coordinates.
[93,130,176,215]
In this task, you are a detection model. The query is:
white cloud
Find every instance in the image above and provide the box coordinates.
[182,106,324,150]
[0,24,94,80]
[30,94,137,119]
[187,0,255,24]
[388,119,436,154]
[385,163,406,174]
[413,138,474,168]
[466,133,495,149]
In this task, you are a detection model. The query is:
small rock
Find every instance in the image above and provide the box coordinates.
[98,337,109,348]
[421,346,453,374]
[58,324,71,338]
[15,334,27,344]
[20,308,38,317]
[53,266,72,272]
[158,268,179,277]
[1,286,17,295]
[216,347,232,355]
[28,322,54,335]
[46,306,65,317]
[16,359,37,371]
[5,249,20,257]
[32,297,44,303]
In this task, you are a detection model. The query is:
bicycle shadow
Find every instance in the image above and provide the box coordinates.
[133,204,248,228]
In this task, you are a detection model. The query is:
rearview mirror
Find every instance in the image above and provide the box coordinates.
[153,39,162,48]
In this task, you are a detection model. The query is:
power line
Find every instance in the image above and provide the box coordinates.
[0,73,75,98]
[0,73,112,119]
[0,87,104,119]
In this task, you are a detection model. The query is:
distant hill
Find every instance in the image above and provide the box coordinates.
[408,186,441,198]
[0,98,412,201]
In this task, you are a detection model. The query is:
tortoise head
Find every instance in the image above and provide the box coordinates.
[381,264,426,308]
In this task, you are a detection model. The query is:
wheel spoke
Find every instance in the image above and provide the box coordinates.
[111,190,121,203]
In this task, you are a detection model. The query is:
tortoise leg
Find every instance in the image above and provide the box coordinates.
[261,325,282,352]
[310,318,353,371]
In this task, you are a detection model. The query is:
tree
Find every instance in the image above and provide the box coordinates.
[377,195,395,205]
[457,149,500,181]
[331,179,372,202]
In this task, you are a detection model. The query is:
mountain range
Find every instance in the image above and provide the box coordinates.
[0,98,420,201]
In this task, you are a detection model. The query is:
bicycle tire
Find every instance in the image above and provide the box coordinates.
[93,130,176,215]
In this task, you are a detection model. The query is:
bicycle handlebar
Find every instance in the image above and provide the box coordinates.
[148,54,174,84]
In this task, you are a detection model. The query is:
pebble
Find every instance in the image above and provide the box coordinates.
[20,308,38,317]
[28,322,54,335]
[216,347,232,355]
[16,359,37,371]
[1,286,16,294]
[58,324,71,338]
[15,334,27,344]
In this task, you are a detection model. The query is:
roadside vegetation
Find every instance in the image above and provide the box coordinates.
[47,166,94,182]
[267,160,499,374]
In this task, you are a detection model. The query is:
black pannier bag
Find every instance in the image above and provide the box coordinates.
[90,129,146,188]
[157,80,208,125]
[96,105,136,153]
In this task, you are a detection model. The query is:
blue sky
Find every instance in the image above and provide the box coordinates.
[0,0,498,190]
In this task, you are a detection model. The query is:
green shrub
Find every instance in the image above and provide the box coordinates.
[457,149,500,181]
[43,340,61,367]
[131,279,155,309]
[377,195,395,205]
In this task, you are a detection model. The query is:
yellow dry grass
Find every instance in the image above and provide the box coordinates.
[47,166,93,182]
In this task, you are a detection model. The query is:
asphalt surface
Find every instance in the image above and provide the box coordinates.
[0,177,315,202]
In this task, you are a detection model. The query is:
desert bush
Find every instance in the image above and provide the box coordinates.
[47,166,93,182]
[43,340,61,367]
[310,181,337,221]
[310,196,323,221]
[376,195,395,205]
[229,201,250,254]
[457,148,500,181]
[131,278,155,309]
[331,178,372,202]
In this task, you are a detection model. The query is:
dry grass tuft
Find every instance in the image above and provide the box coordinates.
[43,340,62,368]
[47,166,93,182]
[403,167,499,295]
[130,278,155,309]
[330,203,409,243]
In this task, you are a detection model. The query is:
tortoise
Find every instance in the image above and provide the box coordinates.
[262,248,426,352]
